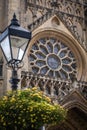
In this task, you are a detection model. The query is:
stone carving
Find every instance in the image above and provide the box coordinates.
[21,71,87,103]
[26,0,86,49]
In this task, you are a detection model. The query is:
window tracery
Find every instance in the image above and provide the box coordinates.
[29,37,77,79]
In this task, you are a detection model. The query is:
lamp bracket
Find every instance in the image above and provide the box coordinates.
[7,60,24,70]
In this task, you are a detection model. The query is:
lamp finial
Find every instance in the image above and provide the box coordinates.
[13,13,16,19]
[10,13,20,26]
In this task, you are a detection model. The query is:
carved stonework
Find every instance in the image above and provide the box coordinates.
[25,0,86,49]
[0,0,87,129]
[21,72,87,103]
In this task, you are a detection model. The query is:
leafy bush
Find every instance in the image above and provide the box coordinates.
[0,87,67,130]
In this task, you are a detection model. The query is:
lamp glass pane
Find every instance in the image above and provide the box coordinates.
[10,35,29,60]
[0,36,11,62]
[18,48,24,60]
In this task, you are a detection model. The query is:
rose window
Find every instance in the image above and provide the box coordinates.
[29,37,77,79]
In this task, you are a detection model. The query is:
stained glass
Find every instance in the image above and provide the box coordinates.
[29,37,77,79]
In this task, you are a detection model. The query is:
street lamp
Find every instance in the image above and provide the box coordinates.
[0,13,31,91]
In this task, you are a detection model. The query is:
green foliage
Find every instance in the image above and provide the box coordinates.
[0,87,67,130]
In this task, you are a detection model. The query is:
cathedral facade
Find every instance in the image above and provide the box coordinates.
[0,0,87,129]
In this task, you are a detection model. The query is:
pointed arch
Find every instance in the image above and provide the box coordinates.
[62,91,87,113]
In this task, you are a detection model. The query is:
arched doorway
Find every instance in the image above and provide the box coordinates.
[47,107,87,130]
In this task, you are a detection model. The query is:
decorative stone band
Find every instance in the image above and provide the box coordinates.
[21,71,87,103]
